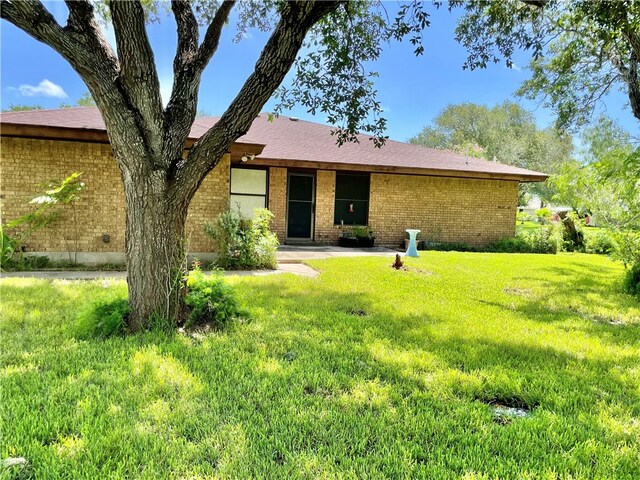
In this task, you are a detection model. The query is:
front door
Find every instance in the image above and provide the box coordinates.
[286,172,315,240]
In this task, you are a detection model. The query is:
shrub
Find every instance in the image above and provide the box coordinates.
[490,236,531,253]
[184,266,243,329]
[77,298,129,338]
[352,226,374,239]
[423,241,478,252]
[204,208,278,270]
[622,263,640,300]
[535,207,552,224]
[612,230,640,268]
[585,231,616,255]
[490,224,562,254]
[522,224,562,254]
[516,212,529,224]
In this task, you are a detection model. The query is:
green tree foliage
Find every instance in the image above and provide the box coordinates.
[2,104,43,112]
[60,91,96,108]
[551,116,639,291]
[76,91,96,107]
[453,0,640,130]
[550,117,638,229]
[409,101,573,201]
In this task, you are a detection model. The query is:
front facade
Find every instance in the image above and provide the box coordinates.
[0,109,545,263]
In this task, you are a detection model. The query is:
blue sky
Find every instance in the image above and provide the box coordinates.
[1,1,636,142]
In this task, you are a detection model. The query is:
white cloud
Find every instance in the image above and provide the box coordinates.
[506,62,522,72]
[13,79,67,98]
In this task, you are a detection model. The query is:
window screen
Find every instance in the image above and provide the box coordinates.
[230,168,267,218]
[334,173,370,225]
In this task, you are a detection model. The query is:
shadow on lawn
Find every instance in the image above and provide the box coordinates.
[501,262,640,349]
[235,279,640,411]
[2,275,639,477]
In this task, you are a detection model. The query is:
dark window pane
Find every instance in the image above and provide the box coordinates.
[288,175,314,201]
[334,173,370,225]
[335,174,370,200]
[334,200,368,226]
[287,201,313,238]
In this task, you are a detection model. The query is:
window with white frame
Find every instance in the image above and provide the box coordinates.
[230,168,268,218]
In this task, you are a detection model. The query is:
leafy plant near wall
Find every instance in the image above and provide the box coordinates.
[0,224,20,270]
[204,208,279,270]
[7,172,86,264]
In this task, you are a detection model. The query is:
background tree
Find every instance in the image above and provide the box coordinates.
[453,0,640,130]
[408,101,573,203]
[2,104,43,112]
[551,116,638,229]
[76,91,96,107]
[59,91,97,108]
[1,0,432,330]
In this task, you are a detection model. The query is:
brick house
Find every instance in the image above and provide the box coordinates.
[0,107,547,264]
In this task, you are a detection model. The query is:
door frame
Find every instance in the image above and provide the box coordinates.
[285,170,316,241]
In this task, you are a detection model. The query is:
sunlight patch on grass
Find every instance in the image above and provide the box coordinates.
[131,346,203,399]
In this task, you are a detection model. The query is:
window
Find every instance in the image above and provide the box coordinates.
[334,173,370,225]
[230,168,267,218]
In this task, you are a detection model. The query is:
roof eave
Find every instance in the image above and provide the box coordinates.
[239,156,549,182]
[1,123,266,160]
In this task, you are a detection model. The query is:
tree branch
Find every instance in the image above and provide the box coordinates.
[163,0,235,168]
[63,0,93,32]
[0,0,120,112]
[195,1,236,70]
[110,0,164,160]
[171,0,199,67]
[173,0,341,200]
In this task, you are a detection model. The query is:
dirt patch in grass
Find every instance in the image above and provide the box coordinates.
[503,286,533,297]
[344,307,368,317]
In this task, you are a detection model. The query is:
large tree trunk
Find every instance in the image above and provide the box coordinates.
[1,0,342,331]
[122,166,189,331]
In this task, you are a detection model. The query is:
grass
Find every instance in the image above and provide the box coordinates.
[1,252,639,479]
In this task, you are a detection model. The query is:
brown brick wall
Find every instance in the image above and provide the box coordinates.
[1,137,518,253]
[368,173,518,247]
[186,155,230,252]
[268,167,287,240]
[1,137,230,254]
[314,170,336,243]
[1,137,126,253]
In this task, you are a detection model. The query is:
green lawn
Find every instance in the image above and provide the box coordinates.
[1,253,639,479]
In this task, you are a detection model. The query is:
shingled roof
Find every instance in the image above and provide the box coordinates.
[0,107,547,182]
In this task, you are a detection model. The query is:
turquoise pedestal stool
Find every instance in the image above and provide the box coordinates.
[405,229,421,257]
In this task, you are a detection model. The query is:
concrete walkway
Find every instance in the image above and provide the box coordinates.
[1,263,319,280]
[2,247,399,280]
[277,245,397,262]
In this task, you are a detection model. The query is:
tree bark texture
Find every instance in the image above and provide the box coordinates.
[123,170,188,331]
[1,0,341,329]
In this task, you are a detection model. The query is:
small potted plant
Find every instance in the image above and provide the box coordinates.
[353,226,376,248]
[338,227,360,248]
